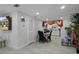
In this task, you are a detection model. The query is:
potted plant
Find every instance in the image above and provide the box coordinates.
[70,13,79,53]
[76,28,79,53]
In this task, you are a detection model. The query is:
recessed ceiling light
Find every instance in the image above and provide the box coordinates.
[36,12,39,15]
[60,5,66,10]
[21,16,24,18]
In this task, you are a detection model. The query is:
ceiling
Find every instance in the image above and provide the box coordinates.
[0,4,79,20]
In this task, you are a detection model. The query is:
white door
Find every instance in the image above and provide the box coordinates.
[27,17,35,44]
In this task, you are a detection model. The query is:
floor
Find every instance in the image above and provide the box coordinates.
[0,36,76,54]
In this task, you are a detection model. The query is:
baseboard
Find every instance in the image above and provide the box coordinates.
[7,40,36,49]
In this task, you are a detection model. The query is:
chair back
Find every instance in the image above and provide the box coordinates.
[48,30,52,40]
[38,31,46,42]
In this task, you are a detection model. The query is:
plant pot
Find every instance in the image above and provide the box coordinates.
[76,43,79,54]
[76,47,79,54]
[76,40,79,54]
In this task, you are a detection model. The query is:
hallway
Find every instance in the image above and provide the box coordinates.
[0,36,76,54]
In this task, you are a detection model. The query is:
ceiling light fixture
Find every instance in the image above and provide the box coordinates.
[13,4,20,8]
[36,12,39,15]
[60,5,66,10]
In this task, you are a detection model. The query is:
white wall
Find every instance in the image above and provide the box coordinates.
[0,12,19,49]
[0,11,38,49]
[9,12,18,48]
[38,20,43,31]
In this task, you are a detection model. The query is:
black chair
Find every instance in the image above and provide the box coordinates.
[48,30,52,41]
[44,29,50,33]
[38,31,47,42]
